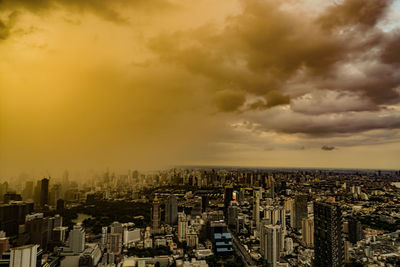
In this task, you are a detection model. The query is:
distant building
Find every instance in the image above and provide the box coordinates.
[151,195,161,234]
[178,212,188,242]
[165,195,178,225]
[348,217,363,244]
[40,178,49,208]
[107,233,122,255]
[294,195,308,230]
[313,201,344,267]
[3,193,22,204]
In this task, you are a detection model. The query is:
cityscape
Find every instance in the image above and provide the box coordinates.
[1,0,400,266]
[0,168,399,266]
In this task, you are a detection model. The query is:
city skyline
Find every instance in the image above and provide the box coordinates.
[1,0,400,177]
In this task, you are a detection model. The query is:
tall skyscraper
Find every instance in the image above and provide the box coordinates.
[294,194,307,230]
[348,217,363,244]
[253,187,262,234]
[70,224,85,254]
[261,224,281,267]
[314,201,344,267]
[10,244,39,267]
[224,186,233,216]
[178,212,188,242]
[302,216,314,248]
[165,195,178,225]
[151,195,161,234]
[40,178,49,208]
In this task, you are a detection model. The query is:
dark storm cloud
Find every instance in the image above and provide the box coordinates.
[317,0,393,30]
[215,90,246,112]
[0,19,10,40]
[321,145,335,151]
[381,33,400,65]
[0,0,172,23]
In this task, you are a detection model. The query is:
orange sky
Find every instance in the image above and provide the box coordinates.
[1,0,400,177]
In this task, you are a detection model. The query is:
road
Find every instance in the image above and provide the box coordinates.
[228,229,258,267]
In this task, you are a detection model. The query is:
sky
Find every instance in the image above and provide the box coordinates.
[0,0,399,177]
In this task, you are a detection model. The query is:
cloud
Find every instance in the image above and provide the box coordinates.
[0,0,172,23]
[215,90,246,112]
[0,19,10,40]
[321,145,335,151]
[317,0,393,30]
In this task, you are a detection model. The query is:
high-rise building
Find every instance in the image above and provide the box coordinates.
[178,212,188,242]
[314,201,344,267]
[22,181,34,201]
[302,217,314,248]
[40,178,49,208]
[294,195,307,230]
[10,244,39,267]
[151,195,161,234]
[224,186,233,216]
[253,187,262,234]
[261,224,281,267]
[165,195,178,225]
[107,233,122,255]
[69,224,85,254]
[348,217,363,244]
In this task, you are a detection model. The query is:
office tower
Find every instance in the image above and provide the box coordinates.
[107,233,122,255]
[56,199,65,213]
[302,217,314,248]
[151,195,161,234]
[10,244,39,267]
[227,201,240,228]
[0,202,34,237]
[348,217,363,244]
[110,221,123,235]
[24,213,50,251]
[178,212,188,242]
[314,201,344,267]
[101,227,108,247]
[224,186,233,216]
[165,195,178,225]
[70,224,85,254]
[294,194,307,230]
[40,178,49,208]
[261,224,281,267]
[253,187,262,234]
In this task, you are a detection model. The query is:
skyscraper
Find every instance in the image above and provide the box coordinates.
[302,216,314,248]
[70,224,85,254]
[348,217,363,244]
[40,178,49,208]
[253,187,262,234]
[178,212,188,242]
[314,201,344,267]
[294,194,307,230]
[10,244,39,267]
[151,195,161,234]
[261,224,281,267]
[165,195,178,225]
[224,186,233,217]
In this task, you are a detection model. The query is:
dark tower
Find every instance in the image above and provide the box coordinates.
[40,178,49,207]
[224,186,233,217]
[295,194,308,230]
[314,201,344,267]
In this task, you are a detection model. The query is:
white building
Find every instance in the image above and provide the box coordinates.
[10,244,39,267]
[178,212,188,242]
[261,225,281,267]
[70,224,85,254]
